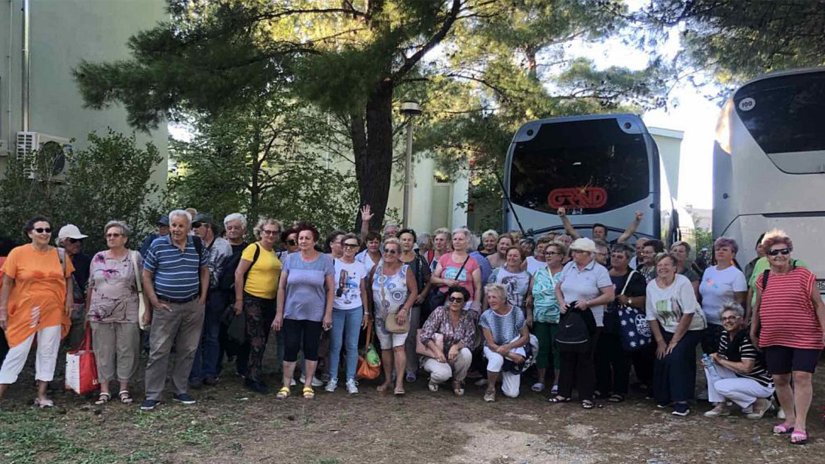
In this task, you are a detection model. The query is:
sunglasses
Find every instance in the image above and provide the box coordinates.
[191,222,203,228]
[105,233,122,238]
[384,249,399,254]
[66,238,84,244]
[262,229,279,235]
[34,227,52,234]
[768,248,791,256]
[343,243,359,248]
[448,296,465,303]
[286,239,297,246]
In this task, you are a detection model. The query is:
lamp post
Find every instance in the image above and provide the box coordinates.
[400,101,422,228]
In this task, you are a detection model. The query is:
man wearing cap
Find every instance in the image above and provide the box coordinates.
[189,213,233,388]
[140,210,209,411]
[56,224,91,349]
[140,216,170,258]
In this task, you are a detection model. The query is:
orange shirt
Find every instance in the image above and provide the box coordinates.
[1,244,74,347]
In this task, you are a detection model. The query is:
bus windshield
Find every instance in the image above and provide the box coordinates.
[509,118,650,215]
[735,72,825,155]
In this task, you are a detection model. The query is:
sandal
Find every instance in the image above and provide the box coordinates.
[531,382,545,393]
[773,423,794,435]
[393,387,406,396]
[582,400,595,410]
[34,398,55,409]
[376,383,391,393]
[276,386,291,400]
[548,395,571,404]
[607,394,625,403]
[452,380,465,397]
[118,390,133,404]
[94,393,111,405]
[302,386,315,399]
[790,430,808,445]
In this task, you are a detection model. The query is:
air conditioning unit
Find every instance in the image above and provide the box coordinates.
[15,131,72,181]
[0,139,9,156]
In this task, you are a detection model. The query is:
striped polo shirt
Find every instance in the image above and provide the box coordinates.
[144,235,207,300]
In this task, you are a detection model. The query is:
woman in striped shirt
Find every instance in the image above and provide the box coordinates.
[751,231,825,445]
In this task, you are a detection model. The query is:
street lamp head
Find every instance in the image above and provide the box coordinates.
[400,100,422,117]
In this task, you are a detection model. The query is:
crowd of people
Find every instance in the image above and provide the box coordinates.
[0,207,823,445]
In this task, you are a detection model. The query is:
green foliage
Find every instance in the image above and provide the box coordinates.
[0,131,163,250]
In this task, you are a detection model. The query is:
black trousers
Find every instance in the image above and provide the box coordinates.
[632,344,656,388]
[558,344,595,401]
[595,331,631,396]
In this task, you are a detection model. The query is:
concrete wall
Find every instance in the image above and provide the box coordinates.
[0,0,168,188]
[649,127,684,203]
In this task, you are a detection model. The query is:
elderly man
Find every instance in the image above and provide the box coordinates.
[218,213,250,375]
[140,210,209,411]
[189,213,233,388]
[139,216,170,257]
[56,224,91,349]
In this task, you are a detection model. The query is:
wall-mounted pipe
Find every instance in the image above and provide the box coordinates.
[22,0,30,131]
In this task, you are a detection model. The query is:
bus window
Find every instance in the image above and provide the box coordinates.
[509,119,650,214]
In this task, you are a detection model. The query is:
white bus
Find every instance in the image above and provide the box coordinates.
[713,67,825,291]
[503,114,684,244]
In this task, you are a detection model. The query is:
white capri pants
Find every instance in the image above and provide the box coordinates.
[0,325,62,384]
[422,347,472,384]
[376,320,407,350]
[484,343,527,398]
[704,363,775,410]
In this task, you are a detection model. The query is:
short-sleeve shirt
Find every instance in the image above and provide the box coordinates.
[437,253,480,300]
[757,267,822,350]
[355,249,379,273]
[242,243,282,300]
[525,256,545,276]
[87,250,141,323]
[204,237,233,289]
[557,259,612,327]
[479,306,526,346]
[144,235,207,300]
[488,267,530,308]
[718,330,772,387]
[699,265,747,326]
[646,274,703,333]
[530,266,561,323]
[748,257,807,307]
[333,259,367,310]
[283,252,334,321]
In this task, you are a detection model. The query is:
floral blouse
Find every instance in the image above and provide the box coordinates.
[418,305,478,350]
[87,250,141,323]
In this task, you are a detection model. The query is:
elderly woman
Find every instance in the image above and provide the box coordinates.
[670,241,701,297]
[432,228,482,311]
[550,238,613,409]
[519,238,536,260]
[487,234,513,269]
[525,236,553,275]
[703,302,774,418]
[326,234,369,394]
[399,228,431,383]
[429,228,451,272]
[480,283,530,402]
[597,243,647,403]
[419,286,477,396]
[0,216,74,408]
[479,230,498,256]
[356,231,382,272]
[646,253,705,416]
[86,221,146,405]
[751,230,825,444]
[488,247,531,311]
[699,237,747,354]
[369,238,418,395]
[234,218,283,394]
[527,242,566,394]
[273,222,334,400]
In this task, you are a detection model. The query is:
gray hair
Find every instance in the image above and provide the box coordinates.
[168,209,192,225]
[481,229,499,241]
[714,236,739,254]
[719,301,745,320]
[417,233,431,248]
[484,283,508,303]
[103,220,131,237]
[452,227,471,240]
[224,212,247,229]
[253,218,283,240]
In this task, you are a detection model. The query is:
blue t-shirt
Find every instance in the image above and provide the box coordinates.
[283,253,334,321]
[479,306,525,346]
[144,235,207,300]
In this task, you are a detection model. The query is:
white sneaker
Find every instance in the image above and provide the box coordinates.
[345,379,359,395]
[428,380,439,392]
[299,374,324,387]
[777,407,786,419]
[290,378,297,386]
[325,379,338,393]
[704,403,730,417]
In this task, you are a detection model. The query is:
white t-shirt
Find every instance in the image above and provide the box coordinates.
[699,265,747,326]
[525,256,545,276]
[488,267,531,308]
[333,259,367,310]
[355,249,379,273]
[646,274,703,333]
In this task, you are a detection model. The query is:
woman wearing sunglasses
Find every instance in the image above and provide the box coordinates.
[326,234,369,394]
[751,230,825,445]
[0,216,75,408]
[419,286,476,395]
[368,238,418,395]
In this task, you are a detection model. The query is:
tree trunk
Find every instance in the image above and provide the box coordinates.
[353,80,394,232]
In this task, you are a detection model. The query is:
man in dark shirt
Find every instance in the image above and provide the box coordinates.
[57,224,92,349]
[139,216,170,257]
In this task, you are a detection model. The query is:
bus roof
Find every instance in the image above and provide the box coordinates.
[735,67,825,98]
[511,114,649,143]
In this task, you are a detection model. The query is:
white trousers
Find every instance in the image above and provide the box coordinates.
[484,344,527,398]
[0,325,62,384]
[422,347,472,383]
[704,363,775,409]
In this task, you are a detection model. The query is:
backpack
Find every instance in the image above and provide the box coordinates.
[761,259,798,292]
[555,303,596,353]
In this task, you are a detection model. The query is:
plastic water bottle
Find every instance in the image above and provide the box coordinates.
[702,353,718,379]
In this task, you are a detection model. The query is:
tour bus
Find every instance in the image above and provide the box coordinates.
[713,67,825,291]
[502,114,684,245]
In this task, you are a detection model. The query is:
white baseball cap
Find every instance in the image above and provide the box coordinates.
[56,224,88,246]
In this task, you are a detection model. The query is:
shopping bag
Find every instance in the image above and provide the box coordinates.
[356,323,381,380]
[65,325,99,395]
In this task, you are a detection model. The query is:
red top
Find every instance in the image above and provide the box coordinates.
[757,267,823,349]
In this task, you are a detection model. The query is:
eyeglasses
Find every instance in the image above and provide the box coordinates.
[384,249,399,254]
[768,248,791,256]
[448,296,465,303]
[261,229,279,236]
[66,238,84,244]
[191,222,203,228]
[105,233,122,238]
[343,243,359,248]
[286,239,297,246]
[721,315,741,321]
[545,251,561,255]
[34,227,51,234]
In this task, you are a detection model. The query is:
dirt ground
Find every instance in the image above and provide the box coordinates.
[2,347,825,464]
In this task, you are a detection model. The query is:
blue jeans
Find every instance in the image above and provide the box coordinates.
[328,307,363,382]
[653,330,702,405]
[190,290,228,381]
